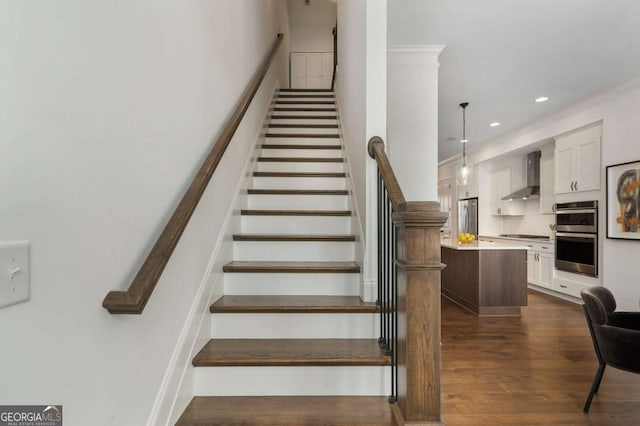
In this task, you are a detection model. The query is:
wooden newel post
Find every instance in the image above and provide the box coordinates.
[391,201,448,426]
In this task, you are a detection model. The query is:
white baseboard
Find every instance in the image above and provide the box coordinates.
[527,284,582,304]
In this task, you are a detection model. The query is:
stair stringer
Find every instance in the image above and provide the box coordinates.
[333,91,372,302]
[149,82,280,426]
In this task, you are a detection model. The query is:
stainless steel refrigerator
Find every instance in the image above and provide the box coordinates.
[458,197,478,235]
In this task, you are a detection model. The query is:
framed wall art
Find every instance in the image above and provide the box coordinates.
[606,160,640,240]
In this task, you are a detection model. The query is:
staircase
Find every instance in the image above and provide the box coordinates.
[176,89,392,425]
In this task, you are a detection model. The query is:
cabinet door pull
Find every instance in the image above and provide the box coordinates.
[560,284,568,289]
[570,181,575,191]
[575,181,578,191]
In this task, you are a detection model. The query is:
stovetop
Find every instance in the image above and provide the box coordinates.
[499,234,549,240]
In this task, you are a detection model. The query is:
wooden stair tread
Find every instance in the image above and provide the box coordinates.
[233,234,355,241]
[192,338,391,366]
[265,133,340,138]
[268,123,339,128]
[176,396,391,426]
[210,295,379,313]
[260,144,341,149]
[241,209,351,216]
[253,171,346,177]
[275,100,335,105]
[269,115,337,120]
[223,261,361,273]
[248,189,348,195]
[279,88,334,92]
[257,157,344,162]
[277,94,335,99]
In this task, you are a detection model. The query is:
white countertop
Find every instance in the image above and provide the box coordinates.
[479,234,551,243]
[441,238,530,251]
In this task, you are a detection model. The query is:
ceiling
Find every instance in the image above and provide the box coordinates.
[387,0,640,162]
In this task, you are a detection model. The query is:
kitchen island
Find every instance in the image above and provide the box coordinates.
[441,239,529,316]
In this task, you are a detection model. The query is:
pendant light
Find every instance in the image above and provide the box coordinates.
[457,102,472,186]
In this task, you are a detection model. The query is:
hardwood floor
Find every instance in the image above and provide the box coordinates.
[441,290,640,425]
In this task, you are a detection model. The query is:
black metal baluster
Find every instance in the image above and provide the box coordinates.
[377,171,383,347]
[382,176,388,350]
[391,220,398,402]
[385,195,392,356]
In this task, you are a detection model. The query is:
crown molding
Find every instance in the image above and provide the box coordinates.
[388,45,445,65]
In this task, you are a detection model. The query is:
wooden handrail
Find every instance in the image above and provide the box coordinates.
[331,25,337,91]
[367,136,406,210]
[103,34,284,314]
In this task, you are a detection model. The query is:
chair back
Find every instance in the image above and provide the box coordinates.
[581,286,616,325]
[581,286,640,374]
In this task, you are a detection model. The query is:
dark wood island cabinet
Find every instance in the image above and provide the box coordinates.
[441,239,528,316]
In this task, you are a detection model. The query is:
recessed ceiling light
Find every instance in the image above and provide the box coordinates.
[460,139,468,143]
[535,96,549,103]
[490,122,501,127]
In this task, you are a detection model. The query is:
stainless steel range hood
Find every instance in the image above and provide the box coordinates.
[501,151,541,200]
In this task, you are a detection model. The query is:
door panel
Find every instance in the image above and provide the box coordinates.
[290,52,333,89]
[290,53,307,89]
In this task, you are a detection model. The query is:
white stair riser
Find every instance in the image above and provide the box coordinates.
[223,273,359,296]
[260,148,343,158]
[211,313,377,339]
[275,96,335,101]
[194,366,389,396]
[264,137,341,145]
[241,215,351,234]
[251,177,346,190]
[266,127,339,135]
[255,162,344,173]
[247,194,348,210]
[269,118,338,125]
[251,176,346,190]
[234,241,355,262]
[271,111,336,118]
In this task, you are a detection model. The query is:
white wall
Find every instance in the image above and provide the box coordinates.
[0,1,287,424]
[440,78,640,304]
[287,0,336,52]
[387,46,443,201]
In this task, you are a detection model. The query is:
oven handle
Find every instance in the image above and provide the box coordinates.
[556,232,597,239]
[555,209,597,214]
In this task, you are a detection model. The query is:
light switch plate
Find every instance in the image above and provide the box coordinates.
[0,241,30,308]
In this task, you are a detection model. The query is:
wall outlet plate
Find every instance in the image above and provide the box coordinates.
[0,241,30,308]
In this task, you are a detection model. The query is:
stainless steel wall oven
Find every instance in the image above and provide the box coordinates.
[555,201,598,277]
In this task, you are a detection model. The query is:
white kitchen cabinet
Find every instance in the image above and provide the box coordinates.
[527,242,554,289]
[553,277,590,298]
[554,125,601,194]
[539,144,555,214]
[490,166,524,216]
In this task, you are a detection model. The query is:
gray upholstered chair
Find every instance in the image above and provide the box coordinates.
[580,286,640,412]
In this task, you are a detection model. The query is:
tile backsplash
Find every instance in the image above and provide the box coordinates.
[502,200,555,236]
